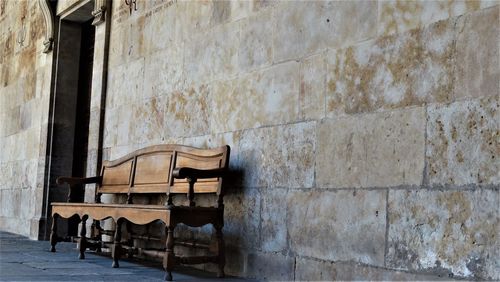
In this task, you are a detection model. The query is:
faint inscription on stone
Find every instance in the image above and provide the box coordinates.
[145,0,177,18]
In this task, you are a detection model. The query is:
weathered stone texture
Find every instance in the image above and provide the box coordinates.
[223,188,261,250]
[143,48,185,99]
[238,9,273,72]
[299,53,326,120]
[164,84,210,138]
[378,0,498,36]
[239,122,315,189]
[387,189,499,279]
[317,107,425,188]
[210,61,300,133]
[107,58,145,108]
[260,188,287,252]
[455,7,499,101]
[273,1,377,62]
[287,190,387,266]
[327,19,455,116]
[426,97,499,185]
[246,252,295,281]
[295,257,449,281]
[184,22,239,85]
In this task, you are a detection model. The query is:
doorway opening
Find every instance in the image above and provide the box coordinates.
[46,2,95,238]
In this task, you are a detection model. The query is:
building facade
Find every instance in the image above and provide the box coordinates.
[0,0,499,280]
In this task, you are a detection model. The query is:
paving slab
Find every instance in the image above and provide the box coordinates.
[0,231,251,282]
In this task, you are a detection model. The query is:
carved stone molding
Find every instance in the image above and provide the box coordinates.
[92,0,107,26]
[38,0,54,53]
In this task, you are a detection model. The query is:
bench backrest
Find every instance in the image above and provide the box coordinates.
[97,145,230,204]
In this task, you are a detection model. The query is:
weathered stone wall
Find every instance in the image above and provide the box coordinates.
[0,0,498,280]
[0,0,53,239]
[100,0,499,280]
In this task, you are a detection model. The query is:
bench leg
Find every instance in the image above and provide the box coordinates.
[79,215,88,259]
[215,224,225,278]
[163,225,176,281]
[112,219,123,268]
[50,214,59,252]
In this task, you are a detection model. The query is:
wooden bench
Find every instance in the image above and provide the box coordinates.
[50,144,230,281]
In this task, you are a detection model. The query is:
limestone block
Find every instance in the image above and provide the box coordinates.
[273,1,377,62]
[229,1,252,22]
[260,188,287,252]
[287,189,386,266]
[327,19,455,116]
[129,96,165,144]
[103,107,117,148]
[176,1,218,36]
[426,97,499,185]
[299,52,326,120]
[295,257,449,281]
[106,58,145,108]
[184,22,239,85]
[223,188,261,249]
[238,9,273,72]
[108,22,126,68]
[239,121,315,189]
[210,61,300,133]
[143,47,185,99]
[164,84,210,138]
[378,0,498,36]
[317,107,425,188]
[143,0,181,55]
[115,105,132,147]
[2,106,20,137]
[220,247,246,277]
[387,189,499,280]
[246,252,294,281]
[455,7,499,101]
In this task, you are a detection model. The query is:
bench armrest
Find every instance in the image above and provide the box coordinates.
[172,167,226,180]
[56,176,101,186]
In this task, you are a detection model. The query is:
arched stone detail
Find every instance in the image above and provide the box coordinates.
[92,0,107,26]
[38,0,54,53]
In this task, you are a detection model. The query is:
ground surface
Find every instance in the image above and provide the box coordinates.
[0,231,250,281]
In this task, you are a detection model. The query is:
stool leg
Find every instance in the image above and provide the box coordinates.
[215,224,225,278]
[163,225,176,281]
[79,215,88,259]
[112,219,123,268]
[50,214,59,252]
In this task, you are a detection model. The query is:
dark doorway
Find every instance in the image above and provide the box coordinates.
[46,5,95,239]
[67,19,95,235]
[71,19,94,201]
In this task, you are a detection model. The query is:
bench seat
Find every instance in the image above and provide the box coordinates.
[49,144,230,281]
[52,203,222,226]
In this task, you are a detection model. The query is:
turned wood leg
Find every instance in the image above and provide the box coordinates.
[79,215,88,259]
[91,220,102,253]
[163,225,176,281]
[215,224,225,278]
[50,214,59,252]
[112,219,123,268]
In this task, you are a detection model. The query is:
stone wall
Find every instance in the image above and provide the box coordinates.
[0,0,498,280]
[0,0,53,238]
[101,0,499,280]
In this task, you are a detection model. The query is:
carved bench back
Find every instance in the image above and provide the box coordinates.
[97,145,230,205]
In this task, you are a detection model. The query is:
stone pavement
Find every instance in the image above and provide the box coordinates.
[0,231,251,281]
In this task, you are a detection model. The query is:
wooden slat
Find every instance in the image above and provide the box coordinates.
[130,184,169,194]
[98,185,129,194]
[170,182,219,194]
[134,152,172,185]
[101,160,133,186]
